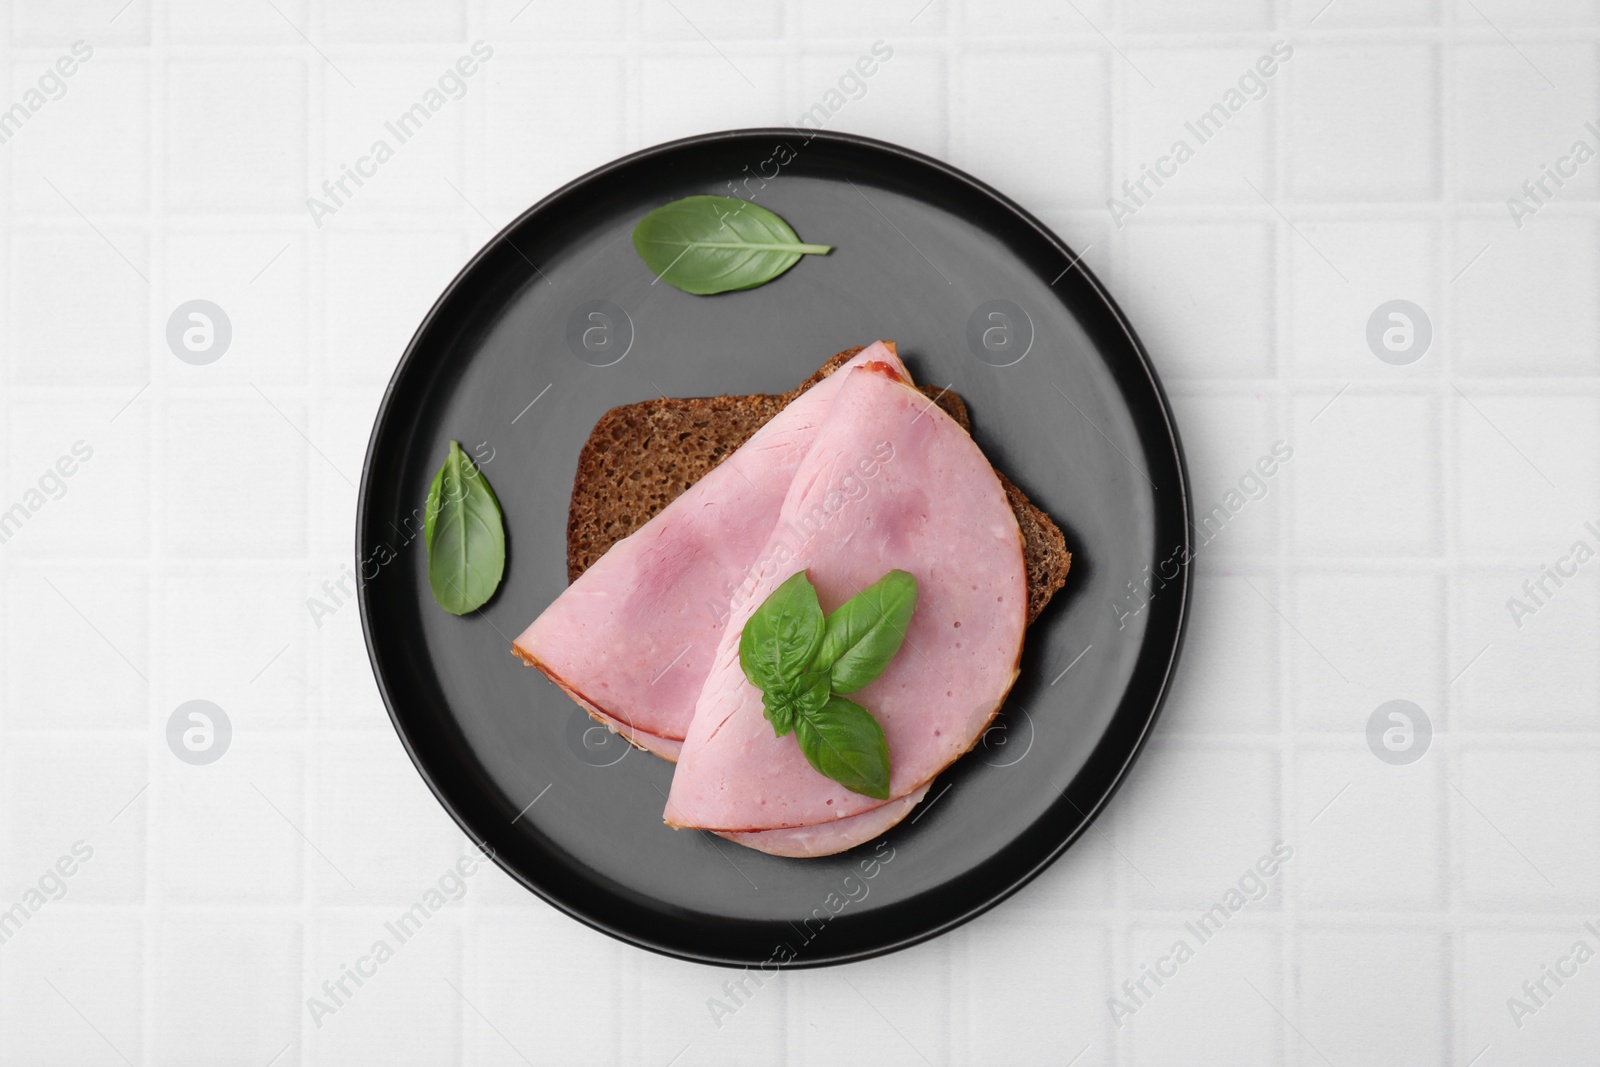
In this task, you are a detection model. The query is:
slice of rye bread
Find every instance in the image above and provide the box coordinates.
[566,347,1072,624]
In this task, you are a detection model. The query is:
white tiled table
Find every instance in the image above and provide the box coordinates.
[2,1,1597,1063]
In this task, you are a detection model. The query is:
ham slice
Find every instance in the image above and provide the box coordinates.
[716,784,931,858]
[664,362,1026,838]
[513,342,909,755]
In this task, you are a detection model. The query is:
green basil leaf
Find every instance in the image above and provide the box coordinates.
[739,571,825,694]
[815,570,919,694]
[762,669,829,738]
[794,695,891,800]
[632,195,832,296]
[424,440,505,615]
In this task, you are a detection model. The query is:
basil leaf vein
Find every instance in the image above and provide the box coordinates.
[424,440,505,615]
[762,669,830,738]
[632,195,831,296]
[815,569,919,694]
[738,570,825,695]
[794,695,891,800]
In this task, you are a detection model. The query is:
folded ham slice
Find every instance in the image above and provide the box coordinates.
[716,784,931,858]
[664,361,1027,841]
[513,342,909,756]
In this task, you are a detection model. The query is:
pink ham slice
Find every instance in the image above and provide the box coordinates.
[716,784,931,858]
[513,343,909,757]
[664,361,1026,838]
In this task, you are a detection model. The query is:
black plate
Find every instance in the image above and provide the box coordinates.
[357,129,1191,968]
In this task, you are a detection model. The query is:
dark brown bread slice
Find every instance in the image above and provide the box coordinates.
[566,348,1071,624]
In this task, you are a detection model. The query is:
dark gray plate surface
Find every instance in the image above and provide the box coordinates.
[357,129,1190,967]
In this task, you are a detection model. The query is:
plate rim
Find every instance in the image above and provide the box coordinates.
[356,126,1193,968]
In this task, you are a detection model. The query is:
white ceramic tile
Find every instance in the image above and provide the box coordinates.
[1167,392,1282,558]
[1119,222,1274,377]
[8,232,148,386]
[1455,394,1600,553]
[1456,0,1600,26]
[637,56,788,147]
[1288,0,1438,24]
[1288,220,1439,379]
[799,47,947,160]
[10,1,148,45]
[1124,927,1282,1066]
[149,743,306,904]
[1293,928,1449,1065]
[0,911,144,1066]
[950,51,1109,208]
[1290,392,1442,557]
[965,0,1111,33]
[321,230,467,388]
[2,400,150,557]
[1285,45,1439,200]
[484,56,627,211]
[1451,44,1600,202]
[306,911,463,1064]
[8,57,148,215]
[159,396,310,558]
[1123,0,1274,32]
[1452,219,1600,376]
[150,914,302,1065]
[0,735,147,906]
[790,938,954,1067]
[1459,746,1600,910]
[161,232,309,387]
[1121,47,1280,204]
[322,0,466,43]
[4,561,147,729]
[318,59,478,219]
[1455,568,1600,732]
[1107,743,1282,910]
[309,735,471,904]
[959,921,1109,1061]
[1160,573,1279,733]
[1287,571,1443,731]
[158,563,311,728]
[468,905,626,1065]
[1293,754,1445,909]
[166,0,307,43]
[1461,926,1600,1061]
[166,61,308,213]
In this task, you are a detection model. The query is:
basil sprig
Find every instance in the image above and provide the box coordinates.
[632,195,832,296]
[424,440,506,615]
[738,570,918,799]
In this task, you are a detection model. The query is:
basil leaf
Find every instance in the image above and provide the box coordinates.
[424,440,505,615]
[632,195,832,296]
[794,695,891,800]
[762,669,830,738]
[739,571,825,695]
[816,570,919,694]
